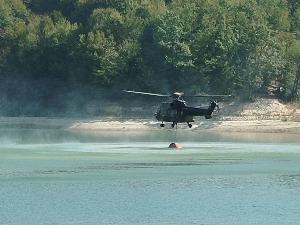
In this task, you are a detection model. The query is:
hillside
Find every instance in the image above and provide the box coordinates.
[219,98,300,121]
[1,0,300,111]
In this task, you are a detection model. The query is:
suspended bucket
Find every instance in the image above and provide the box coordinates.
[168,142,182,149]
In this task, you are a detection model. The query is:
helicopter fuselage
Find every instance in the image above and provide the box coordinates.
[154,100,217,127]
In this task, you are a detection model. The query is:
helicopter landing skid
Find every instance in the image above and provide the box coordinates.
[160,122,192,128]
[169,122,192,128]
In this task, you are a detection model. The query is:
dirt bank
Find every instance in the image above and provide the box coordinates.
[66,119,300,134]
[0,98,299,134]
[0,117,300,134]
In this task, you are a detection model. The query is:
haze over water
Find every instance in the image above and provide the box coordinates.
[1,129,300,224]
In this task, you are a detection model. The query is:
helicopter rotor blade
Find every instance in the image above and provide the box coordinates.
[183,94,232,98]
[124,90,232,98]
[123,90,169,97]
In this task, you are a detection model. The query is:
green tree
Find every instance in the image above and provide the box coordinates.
[287,0,300,38]
[154,10,194,68]
[29,15,79,78]
[191,0,239,94]
[0,0,30,28]
[3,20,38,64]
[24,0,76,18]
[79,31,120,83]
[286,39,300,100]
[0,0,32,63]
[258,0,290,32]
[88,8,125,43]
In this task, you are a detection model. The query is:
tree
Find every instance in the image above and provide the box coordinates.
[23,0,76,18]
[88,8,125,44]
[286,39,300,100]
[154,10,194,68]
[190,0,239,94]
[0,0,32,63]
[0,0,30,29]
[79,31,120,83]
[258,0,290,32]
[27,15,79,80]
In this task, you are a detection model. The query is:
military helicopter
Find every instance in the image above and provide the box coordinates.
[123,90,231,128]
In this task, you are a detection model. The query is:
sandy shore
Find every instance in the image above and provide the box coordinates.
[0,98,300,134]
[68,119,300,134]
[0,117,300,134]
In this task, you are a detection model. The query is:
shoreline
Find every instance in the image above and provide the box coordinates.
[0,117,300,134]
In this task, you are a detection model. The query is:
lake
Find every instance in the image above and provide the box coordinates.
[1,129,300,224]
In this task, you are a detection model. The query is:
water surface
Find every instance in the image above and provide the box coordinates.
[1,129,300,224]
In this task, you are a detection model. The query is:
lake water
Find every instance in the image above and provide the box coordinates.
[1,129,300,224]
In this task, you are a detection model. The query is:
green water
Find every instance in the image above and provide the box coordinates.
[1,129,300,224]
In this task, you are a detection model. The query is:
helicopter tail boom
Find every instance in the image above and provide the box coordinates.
[182,101,217,118]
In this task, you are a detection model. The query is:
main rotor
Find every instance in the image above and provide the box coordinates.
[123,90,231,100]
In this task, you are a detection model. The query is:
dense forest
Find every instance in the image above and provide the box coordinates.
[1,0,300,117]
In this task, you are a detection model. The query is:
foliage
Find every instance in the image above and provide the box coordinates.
[1,0,300,116]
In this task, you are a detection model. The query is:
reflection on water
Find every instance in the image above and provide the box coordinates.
[1,129,300,224]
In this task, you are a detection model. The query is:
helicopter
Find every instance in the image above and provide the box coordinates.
[123,90,231,128]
